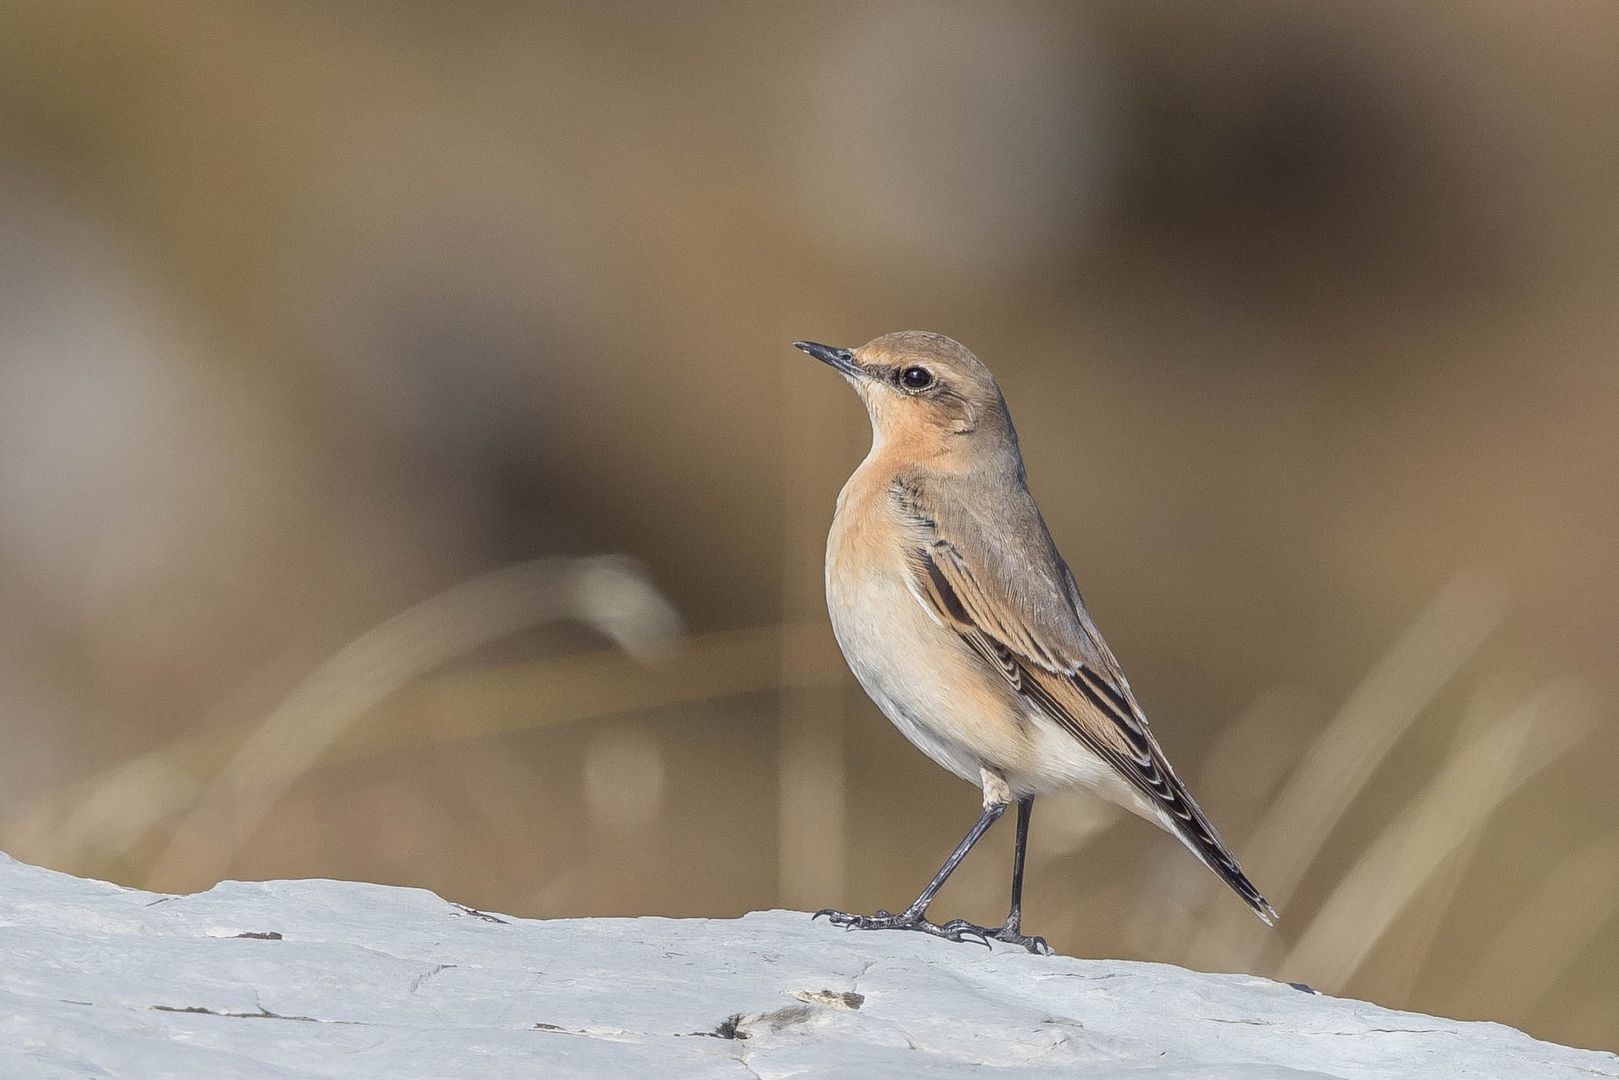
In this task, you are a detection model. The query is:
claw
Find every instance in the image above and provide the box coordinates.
[990,926,1053,955]
[937,919,993,948]
[813,909,864,928]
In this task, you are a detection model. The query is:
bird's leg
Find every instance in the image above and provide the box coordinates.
[933,795,1051,955]
[992,796,1050,954]
[1006,796,1032,931]
[814,800,1006,946]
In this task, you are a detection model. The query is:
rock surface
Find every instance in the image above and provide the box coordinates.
[1,853,1613,1079]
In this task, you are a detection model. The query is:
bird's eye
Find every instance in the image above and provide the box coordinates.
[899,366,935,391]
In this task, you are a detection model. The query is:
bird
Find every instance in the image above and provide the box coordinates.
[793,331,1275,955]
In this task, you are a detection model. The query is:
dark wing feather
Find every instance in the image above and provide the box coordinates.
[895,478,1276,924]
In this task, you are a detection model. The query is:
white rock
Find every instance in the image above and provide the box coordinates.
[0,852,1612,1079]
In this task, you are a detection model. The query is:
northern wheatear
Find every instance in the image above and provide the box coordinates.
[795,331,1275,954]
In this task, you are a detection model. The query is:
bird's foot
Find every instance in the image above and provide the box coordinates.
[991,924,1053,956]
[977,913,1055,952]
[938,918,1052,955]
[812,907,993,948]
[811,908,1051,953]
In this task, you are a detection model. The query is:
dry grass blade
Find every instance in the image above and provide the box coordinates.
[1186,570,1508,967]
[1280,679,1593,991]
[1368,680,1522,1002]
[324,620,847,762]
[4,618,846,879]
[147,556,681,885]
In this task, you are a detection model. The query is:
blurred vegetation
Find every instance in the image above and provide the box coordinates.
[0,0,1616,1052]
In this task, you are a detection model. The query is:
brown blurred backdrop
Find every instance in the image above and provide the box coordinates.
[1,0,1616,1053]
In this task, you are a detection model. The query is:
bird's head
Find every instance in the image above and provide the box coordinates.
[793,331,1016,460]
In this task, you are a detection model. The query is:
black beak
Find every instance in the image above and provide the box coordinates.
[793,340,862,378]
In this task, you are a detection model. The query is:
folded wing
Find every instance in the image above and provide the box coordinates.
[892,476,1276,924]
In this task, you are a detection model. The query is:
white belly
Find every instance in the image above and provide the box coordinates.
[826,549,990,784]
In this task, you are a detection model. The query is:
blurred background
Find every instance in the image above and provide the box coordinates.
[1,0,1616,1052]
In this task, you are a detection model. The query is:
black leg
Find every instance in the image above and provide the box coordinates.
[903,800,1005,917]
[1007,796,1033,932]
[990,797,1050,954]
[928,795,1049,954]
[814,801,1006,946]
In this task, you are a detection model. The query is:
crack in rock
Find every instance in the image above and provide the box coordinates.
[531,1023,643,1039]
[151,1004,360,1025]
[448,903,508,924]
[409,963,454,994]
[732,1047,763,1080]
[1207,1018,1458,1038]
